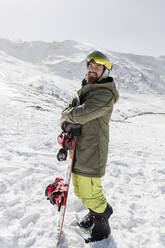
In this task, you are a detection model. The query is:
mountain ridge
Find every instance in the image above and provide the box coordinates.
[0,38,164,94]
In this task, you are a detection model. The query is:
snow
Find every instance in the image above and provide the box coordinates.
[0,38,165,248]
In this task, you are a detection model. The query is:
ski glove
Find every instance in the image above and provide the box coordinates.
[61,122,81,136]
[70,97,80,107]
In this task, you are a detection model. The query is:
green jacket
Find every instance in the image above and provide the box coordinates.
[60,77,119,177]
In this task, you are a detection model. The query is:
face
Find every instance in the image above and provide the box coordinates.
[86,61,104,83]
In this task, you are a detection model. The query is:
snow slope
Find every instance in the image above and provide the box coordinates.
[0,39,164,248]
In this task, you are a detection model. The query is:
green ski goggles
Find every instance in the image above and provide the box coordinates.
[86,50,112,70]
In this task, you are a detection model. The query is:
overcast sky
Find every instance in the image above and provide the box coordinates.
[0,0,164,56]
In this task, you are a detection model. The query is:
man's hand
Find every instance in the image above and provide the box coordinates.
[70,97,79,107]
[62,122,81,136]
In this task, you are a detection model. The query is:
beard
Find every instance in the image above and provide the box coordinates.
[86,71,98,83]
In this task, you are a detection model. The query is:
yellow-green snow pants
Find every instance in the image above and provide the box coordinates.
[72,173,107,213]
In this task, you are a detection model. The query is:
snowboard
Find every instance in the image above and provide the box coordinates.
[45,132,77,247]
[55,147,75,247]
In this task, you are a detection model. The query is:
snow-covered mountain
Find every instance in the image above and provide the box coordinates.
[0,38,165,94]
[0,38,164,248]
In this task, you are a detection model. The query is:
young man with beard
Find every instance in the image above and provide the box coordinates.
[60,51,119,242]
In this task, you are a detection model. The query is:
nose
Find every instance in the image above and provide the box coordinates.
[89,66,97,72]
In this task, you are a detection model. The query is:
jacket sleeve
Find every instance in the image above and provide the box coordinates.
[60,88,114,126]
[62,97,79,112]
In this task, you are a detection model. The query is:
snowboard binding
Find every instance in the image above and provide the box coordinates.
[57,132,75,161]
[45,177,68,211]
[57,122,81,161]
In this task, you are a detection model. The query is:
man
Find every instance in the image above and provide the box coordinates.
[60,50,119,242]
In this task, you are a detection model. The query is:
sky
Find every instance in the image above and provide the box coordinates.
[0,0,164,56]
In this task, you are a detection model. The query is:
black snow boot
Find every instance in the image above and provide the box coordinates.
[78,203,113,229]
[90,203,113,220]
[78,212,94,228]
[85,215,110,243]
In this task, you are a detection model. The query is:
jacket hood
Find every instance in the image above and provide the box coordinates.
[81,77,119,103]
